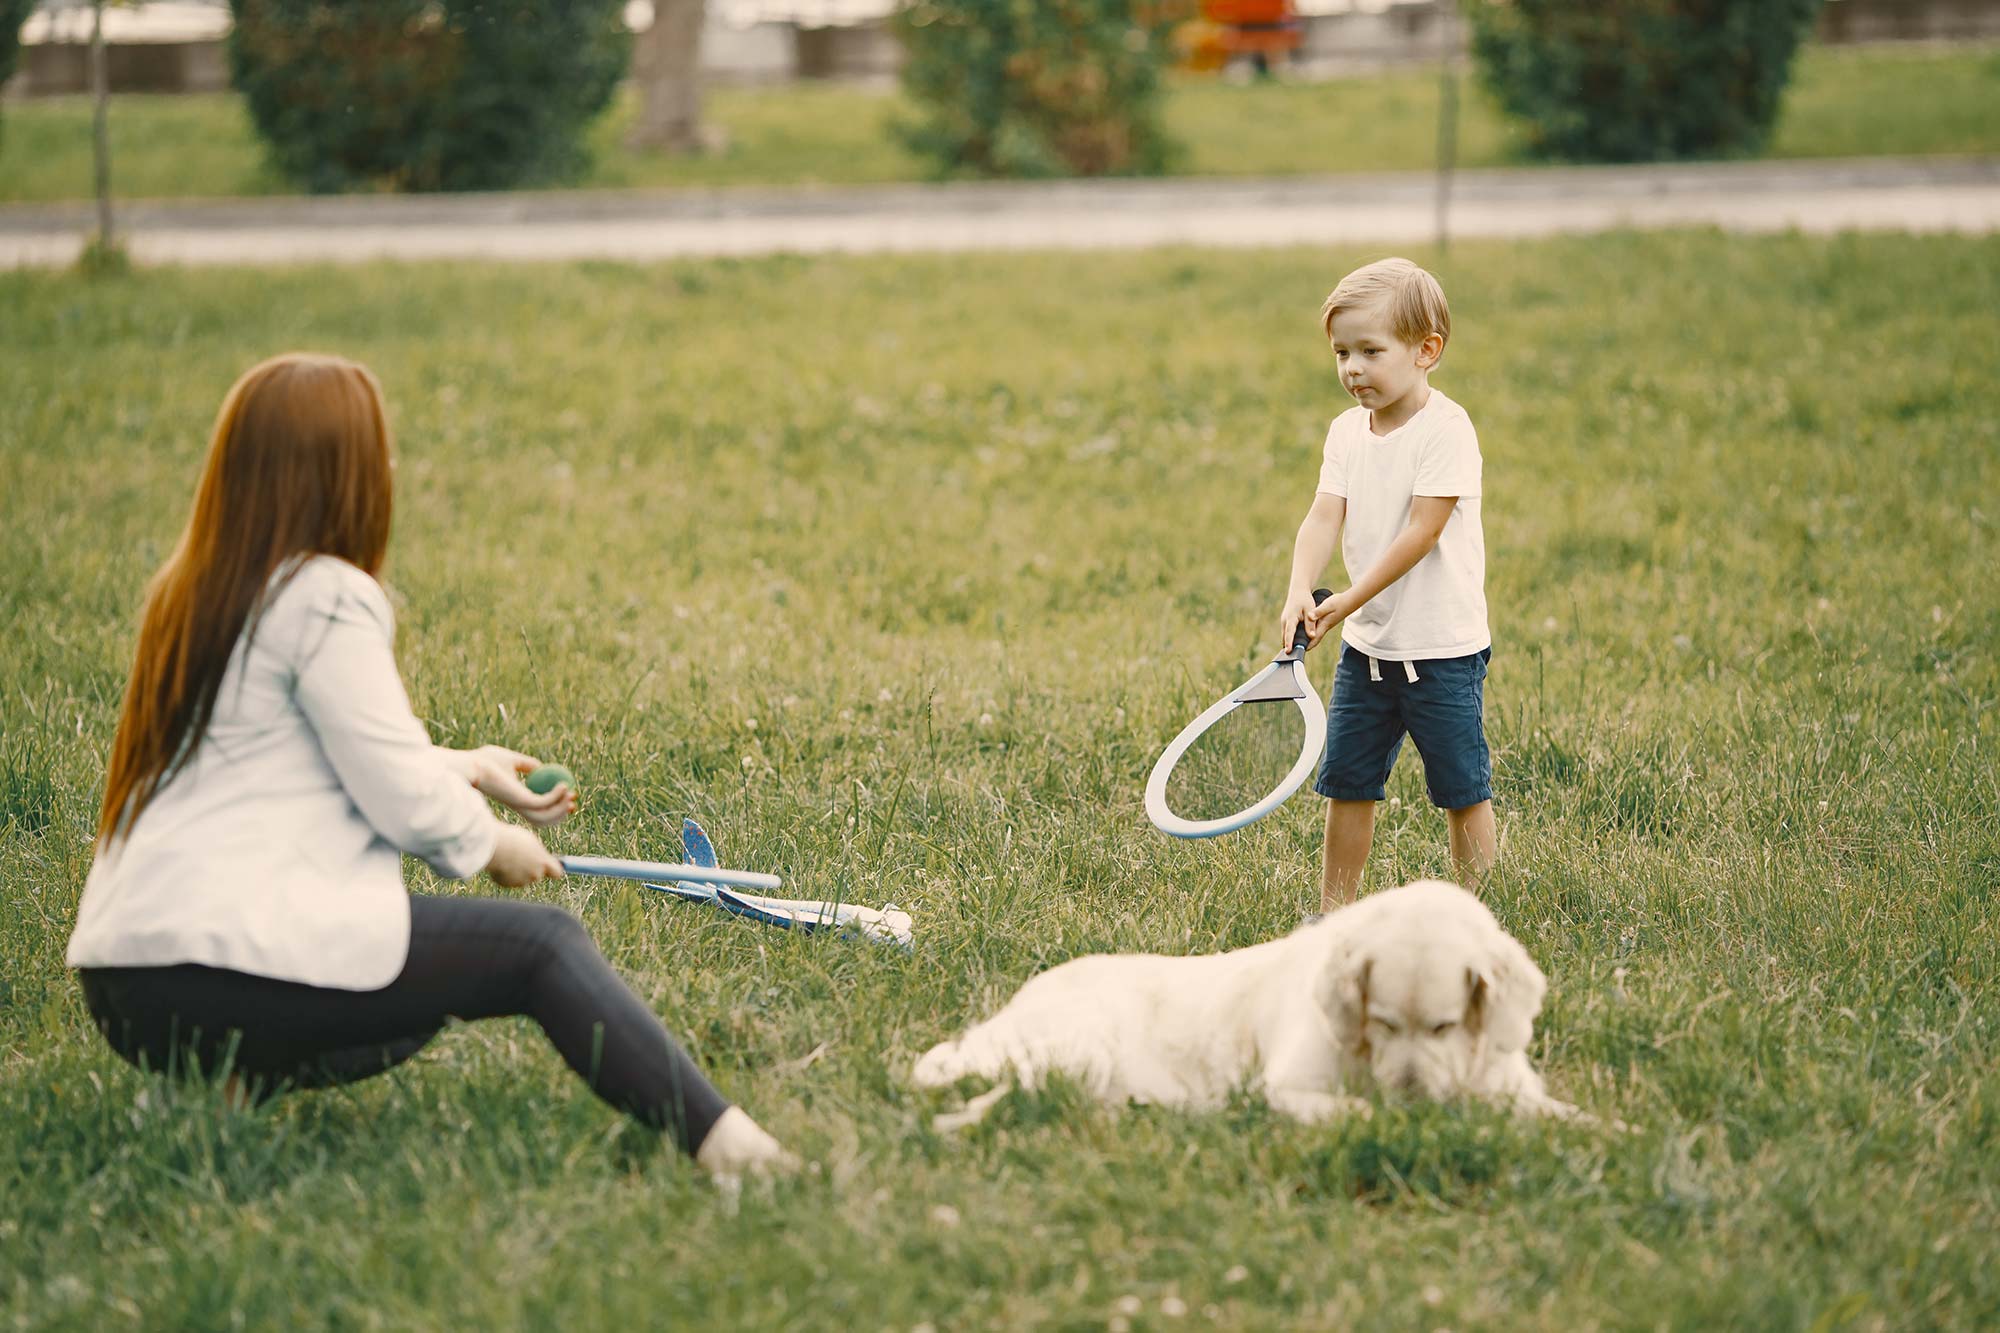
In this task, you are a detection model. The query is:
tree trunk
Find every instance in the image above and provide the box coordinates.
[627,0,715,155]
[91,0,112,247]
[1433,0,1458,253]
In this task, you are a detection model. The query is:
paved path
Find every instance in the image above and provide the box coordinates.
[3,157,1995,266]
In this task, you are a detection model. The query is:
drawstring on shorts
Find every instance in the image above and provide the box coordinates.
[1365,656,1419,684]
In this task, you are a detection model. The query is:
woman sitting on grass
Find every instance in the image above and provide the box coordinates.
[65,352,792,1182]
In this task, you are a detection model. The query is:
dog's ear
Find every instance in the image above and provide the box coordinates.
[1314,935,1373,1056]
[1470,928,1546,1054]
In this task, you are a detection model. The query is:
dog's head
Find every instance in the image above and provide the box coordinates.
[1314,880,1546,1100]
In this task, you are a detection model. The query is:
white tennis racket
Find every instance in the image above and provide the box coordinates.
[1145,588,1333,838]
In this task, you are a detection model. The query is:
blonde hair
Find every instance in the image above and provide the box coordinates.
[1318,258,1451,354]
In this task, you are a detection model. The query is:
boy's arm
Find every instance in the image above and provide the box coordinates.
[1310,495,1455,634]
[1281,492,1346,649]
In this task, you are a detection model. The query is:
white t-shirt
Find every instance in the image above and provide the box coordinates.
[1316,388,1489,661]
[67,556,500,990]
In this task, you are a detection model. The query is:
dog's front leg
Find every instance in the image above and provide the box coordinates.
[1259,1021,1369,1123]
[1510,1090,1582,1120]
[1505,1092,1629,1132]
[1265,1086,1374,1124]
[1476,1054,1612,1127]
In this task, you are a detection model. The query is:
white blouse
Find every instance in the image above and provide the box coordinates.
[66,555,501,990]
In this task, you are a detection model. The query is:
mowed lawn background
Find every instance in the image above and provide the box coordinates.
[2,232,1996,1329]
[2,43,1998,203]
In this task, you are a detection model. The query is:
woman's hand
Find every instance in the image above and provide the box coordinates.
[450,745,575,826]
[485,824,564,887]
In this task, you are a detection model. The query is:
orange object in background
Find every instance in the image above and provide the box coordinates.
[1203,0,1293,26]
[1174,0,1302,72]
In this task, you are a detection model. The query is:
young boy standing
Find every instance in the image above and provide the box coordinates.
[1279,258,1494,912]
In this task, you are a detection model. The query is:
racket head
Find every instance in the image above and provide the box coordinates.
[1145,658,1326,838]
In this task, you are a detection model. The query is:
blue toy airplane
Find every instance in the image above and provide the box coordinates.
[643,817,913,949]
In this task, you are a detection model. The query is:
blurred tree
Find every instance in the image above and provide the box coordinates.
[0,0,32,140]
[226,0,631,192]
[627,0,719,154]
[895,0,1181,178]
[1465,0,1824,163]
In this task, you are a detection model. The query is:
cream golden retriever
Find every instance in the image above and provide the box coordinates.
[914,880,1580,1125]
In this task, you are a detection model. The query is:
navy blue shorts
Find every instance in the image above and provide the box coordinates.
[1315,645,1492,809]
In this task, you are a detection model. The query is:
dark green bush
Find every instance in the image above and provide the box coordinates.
[1464,0,1824,163]
[894,0,1179,178]
[225,0,630,193]
[0,0,34,139]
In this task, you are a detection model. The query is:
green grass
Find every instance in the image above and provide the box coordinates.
[2,42,1997,204]
[2,231,1998,1329]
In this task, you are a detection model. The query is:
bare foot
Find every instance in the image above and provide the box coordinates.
[694,1107,799,1183]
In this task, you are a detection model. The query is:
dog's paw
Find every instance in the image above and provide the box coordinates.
[1513,1095,1629,1132]
[1267,1087,1374,1124]
[911,1040,966,1089]
[931,1081,1013,1133]
[1578,1107,1635,1134]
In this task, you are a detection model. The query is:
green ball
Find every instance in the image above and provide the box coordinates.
[524,763,574,796]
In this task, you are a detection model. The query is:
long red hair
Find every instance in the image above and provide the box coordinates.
[99,353,395,842]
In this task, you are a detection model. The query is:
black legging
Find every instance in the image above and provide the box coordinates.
[77,894,731,1155]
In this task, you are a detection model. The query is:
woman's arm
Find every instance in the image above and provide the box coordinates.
[290,581,503,879]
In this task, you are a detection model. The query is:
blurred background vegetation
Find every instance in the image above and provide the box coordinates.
[3,0,1997,200]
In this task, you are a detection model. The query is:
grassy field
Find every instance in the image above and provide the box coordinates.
[2,231,1998,1329]
[2,42,1997,204]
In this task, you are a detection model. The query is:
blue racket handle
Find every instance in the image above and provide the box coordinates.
[1289,587,1336,657]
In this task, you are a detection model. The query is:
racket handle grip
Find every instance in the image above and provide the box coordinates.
[1290,587,1336,657]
